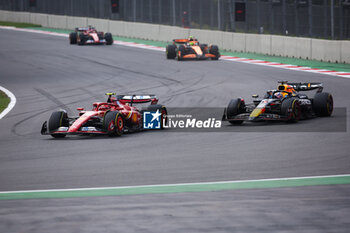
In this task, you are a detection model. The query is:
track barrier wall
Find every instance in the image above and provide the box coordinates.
[0,10,349,64]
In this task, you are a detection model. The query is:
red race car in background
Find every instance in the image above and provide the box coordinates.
[41,93,167,138]
[69,26,113,45]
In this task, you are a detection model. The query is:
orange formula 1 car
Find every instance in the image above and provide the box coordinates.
[69,26,113,45]
[166,37,220,61]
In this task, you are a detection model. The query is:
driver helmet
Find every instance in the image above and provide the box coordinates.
[274,92,283,99]
[278,84,295,93]
[189,41,195,46]
[278,84,296,97]
[285,85,295,94]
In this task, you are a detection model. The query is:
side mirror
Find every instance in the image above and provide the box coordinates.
[252,94,259,98]
[77,107,84,111]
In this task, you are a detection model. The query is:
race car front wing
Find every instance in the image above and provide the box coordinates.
[41,121,108,135]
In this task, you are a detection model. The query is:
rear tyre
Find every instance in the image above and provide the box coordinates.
[209,45,220,60]
[69,32,77,44]
[105,32,113,45]
[177,45,185,61]
[48,111,68,138]
[313,92,333,117]
[226,98,245,125]
[78,33,86,45]
[103,111,124,137]
[166,45,177,59]
[146,105,168,129]
[281,98,301,123]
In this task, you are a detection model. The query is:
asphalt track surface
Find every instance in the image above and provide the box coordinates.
[0,29,350,232]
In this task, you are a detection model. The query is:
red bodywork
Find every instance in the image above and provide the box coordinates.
[42,94,160,136]
[70,26,113,46]
[76,27,105,44]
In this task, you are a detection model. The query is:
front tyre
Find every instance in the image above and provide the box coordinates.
[281,98,301,123]
[226,98,245,125]
[166,45,177,59]
[103,111,124,137]
[105,32,113,45]
[209,45,220,60]
[313,92,333,117]
[69,32,77,44]
[48,111,68,138]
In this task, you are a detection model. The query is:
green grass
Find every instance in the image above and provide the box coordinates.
[0,21,41,28]
[0,90,10,114]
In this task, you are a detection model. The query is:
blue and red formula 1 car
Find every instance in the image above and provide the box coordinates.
[41,93,167,138]
[69,26,113,45]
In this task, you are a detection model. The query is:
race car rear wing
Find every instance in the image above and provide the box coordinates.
[173,39,190,44]
[75,27,96,32]
[116,95,159,105]
[173,38,199,44]
[287,82,323,92]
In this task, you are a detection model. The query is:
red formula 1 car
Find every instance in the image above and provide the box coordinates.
[69,26,113,45]
[166,37,220,61]
[41,93,167,138]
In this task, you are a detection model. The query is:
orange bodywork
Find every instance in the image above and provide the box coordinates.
[182,54,216,59]
[173,38,219,60]
[174,39,190,43]
[191,46,203,55]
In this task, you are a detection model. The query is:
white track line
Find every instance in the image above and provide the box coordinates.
[0,86,16,119]
[0,174,349,194]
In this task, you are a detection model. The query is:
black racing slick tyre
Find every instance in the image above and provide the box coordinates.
[226,98,245,125]
[209,45,220,60]
[166,45,177,59]
[313,92,333,117]
[69,32,77,44]
[281,98,301,123]
[177,45,185,61]
[146,105,168,129]
[103,111,124,137]
[105,32,113,45]
[48,111,68,138]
